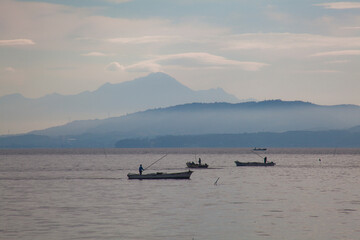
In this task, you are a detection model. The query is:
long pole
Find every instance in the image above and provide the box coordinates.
[144,154,168,170]
[252,150,264,160]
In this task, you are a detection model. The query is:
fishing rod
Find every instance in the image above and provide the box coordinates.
[252,150,265,160]
[144,154,168,170]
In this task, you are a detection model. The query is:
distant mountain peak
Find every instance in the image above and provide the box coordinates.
[1,72,240,134]
[132,72,184,85]
[147,71,170,78]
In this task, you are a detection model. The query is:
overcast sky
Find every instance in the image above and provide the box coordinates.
[1,0,360,105]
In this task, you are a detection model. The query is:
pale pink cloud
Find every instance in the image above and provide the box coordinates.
[106,35,180,44]
[107,52,268,72]
[82,52,111,56]
[105,62,125,71]
[315,2,360,9]
[311,50,360,57]
[226,33,360,50]
[0,39,35,46]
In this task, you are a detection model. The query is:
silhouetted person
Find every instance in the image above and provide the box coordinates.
[139,164,144,175]
[264,157,267,164]
[198,158,202,165]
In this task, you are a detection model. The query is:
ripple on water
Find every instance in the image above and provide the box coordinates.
[256,231,271,237]
[338,208,357,214]
[350,200,360,205]
[269,210,283,213]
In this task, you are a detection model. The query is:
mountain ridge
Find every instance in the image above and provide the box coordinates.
[2,126,360,148]
[28,100,360,138]
[114,128,360,148]
[1,99,360,148]
[0,72,240,134]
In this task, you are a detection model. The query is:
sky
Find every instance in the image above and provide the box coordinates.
[1,0,360,105]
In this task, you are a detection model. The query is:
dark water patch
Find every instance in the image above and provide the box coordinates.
[269,210,283,213]
[260,199,275,202]
[256,231,271,237]
[230,201,248,205]
[338,208,357,214]
[203,203,218,207]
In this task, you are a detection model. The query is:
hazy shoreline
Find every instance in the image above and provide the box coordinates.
[1,148,360,155]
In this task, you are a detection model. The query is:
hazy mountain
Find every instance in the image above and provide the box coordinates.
[0,72,240,134]
[115,129,360,148]
[31,100,360,139]
[2,126,360,149]
[2,99,360,148]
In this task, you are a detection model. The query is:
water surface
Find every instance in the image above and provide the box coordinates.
[1,149,359,240]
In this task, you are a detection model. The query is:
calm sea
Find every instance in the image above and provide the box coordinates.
[1,148,360,240]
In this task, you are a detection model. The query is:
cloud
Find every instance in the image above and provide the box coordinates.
[315,2,360,9]
[225,33,360,50]
[105,35,180,44]
[82,52,110,56]
[105,62,125,71]
[125,62,162,72]
[0,39,35,46]
[107,52,268,72]
[311,50,360,57]
[157,52,268,71]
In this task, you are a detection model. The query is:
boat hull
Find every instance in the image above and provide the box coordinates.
[235,161,275,167]
[253,148,267,151]
[127,170,193,180]
[186,162,208,168]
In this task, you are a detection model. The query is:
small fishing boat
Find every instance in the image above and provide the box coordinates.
[235,161,275,167]
[186,161,208,168]
[127,170,193,180]
[253,147,267,151]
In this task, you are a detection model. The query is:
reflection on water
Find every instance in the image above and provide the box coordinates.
[0,149,360,240]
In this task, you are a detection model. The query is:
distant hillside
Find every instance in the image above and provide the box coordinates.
[0,72,239,134]
[1,100,360,148]
[2,127,360,148]
[115,129,360,148]
[31,100,360,138]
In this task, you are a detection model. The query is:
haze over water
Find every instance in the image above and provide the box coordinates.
[1,148,360,240]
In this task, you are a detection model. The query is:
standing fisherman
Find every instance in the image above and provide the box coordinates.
[139,164,144,175]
